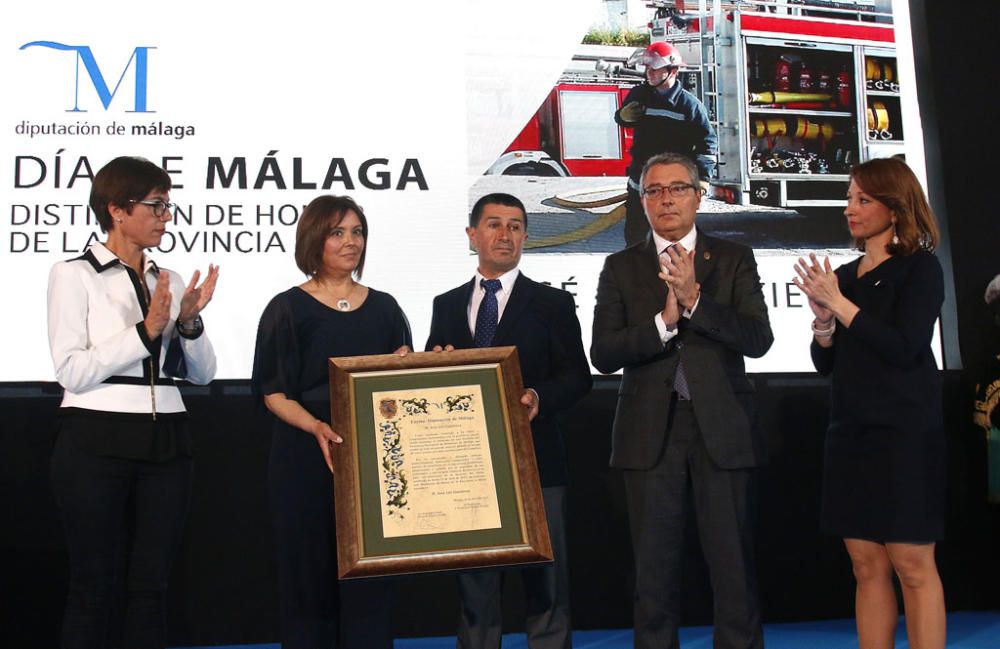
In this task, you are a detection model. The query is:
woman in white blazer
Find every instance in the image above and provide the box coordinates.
[47,156,218,649]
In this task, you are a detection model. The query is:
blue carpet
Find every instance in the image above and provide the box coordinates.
[181,610,1000,649]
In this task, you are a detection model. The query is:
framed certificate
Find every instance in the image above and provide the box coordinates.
[328,347,553,578]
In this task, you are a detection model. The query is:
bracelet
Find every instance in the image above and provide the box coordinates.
[176,315,204,339]
[811,318,836,338]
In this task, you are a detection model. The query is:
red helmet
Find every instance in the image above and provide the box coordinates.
[635,42,684,70]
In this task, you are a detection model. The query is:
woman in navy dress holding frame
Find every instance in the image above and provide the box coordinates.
[252,195,411,649]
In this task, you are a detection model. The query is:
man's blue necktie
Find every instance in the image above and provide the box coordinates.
[474,279,502,347]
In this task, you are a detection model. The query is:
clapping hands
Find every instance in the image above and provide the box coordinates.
[178,265,220,323]
[793,253,837,322]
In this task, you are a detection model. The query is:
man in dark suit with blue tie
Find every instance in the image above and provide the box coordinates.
[591,153,773,649]
[426,193,592,649]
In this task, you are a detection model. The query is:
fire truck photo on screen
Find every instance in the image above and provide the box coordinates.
[474,0,914,255]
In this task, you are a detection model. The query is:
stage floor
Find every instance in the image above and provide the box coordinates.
[183,611,999,649]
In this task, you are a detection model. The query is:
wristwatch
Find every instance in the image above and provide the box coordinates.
[176,315,204,339]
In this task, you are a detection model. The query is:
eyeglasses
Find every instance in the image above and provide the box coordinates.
[129,199,174,218]
[641,184,698,200]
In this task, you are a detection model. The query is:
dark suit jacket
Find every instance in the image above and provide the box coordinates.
[426,273,593,487]
[591,231,773,470]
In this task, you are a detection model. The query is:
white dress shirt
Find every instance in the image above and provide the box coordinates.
[466,268,520,337]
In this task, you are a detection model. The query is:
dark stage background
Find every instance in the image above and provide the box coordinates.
[2,1,999,647]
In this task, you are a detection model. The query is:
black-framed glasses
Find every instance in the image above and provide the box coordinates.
[129,199,174,218]
[641,183,697,200]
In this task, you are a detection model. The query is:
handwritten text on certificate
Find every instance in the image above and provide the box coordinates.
[372,385,502,538]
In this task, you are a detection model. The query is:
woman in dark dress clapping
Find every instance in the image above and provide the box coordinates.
[251,195,411,649]
[793,158,945,649]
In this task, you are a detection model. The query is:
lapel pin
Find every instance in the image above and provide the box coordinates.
[703,251,711,261]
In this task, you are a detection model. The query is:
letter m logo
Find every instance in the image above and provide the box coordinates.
[19,41,154,113]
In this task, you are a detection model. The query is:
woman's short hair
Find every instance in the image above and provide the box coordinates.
[89,156,172,233]
[295,195,368,278]
[849,157,940,255]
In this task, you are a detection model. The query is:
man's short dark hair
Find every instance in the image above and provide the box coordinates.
[89,156,172,233]
[469,193,527,228]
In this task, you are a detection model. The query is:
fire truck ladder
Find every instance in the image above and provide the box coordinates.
[695,0,726,171]
[646,0,733,180]
[733,0,889,22]
[650,0,889,20]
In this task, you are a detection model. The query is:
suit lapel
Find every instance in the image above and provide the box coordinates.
[638,236,669,305]
[454,279,476,347]
[493,273,533,345]
[695,229,716,287]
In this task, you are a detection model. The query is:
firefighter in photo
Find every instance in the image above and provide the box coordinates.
[617,42,718,247]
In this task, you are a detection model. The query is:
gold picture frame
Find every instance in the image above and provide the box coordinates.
[328,347,552,578]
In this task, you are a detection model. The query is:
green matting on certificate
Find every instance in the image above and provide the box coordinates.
[352,366,523,556]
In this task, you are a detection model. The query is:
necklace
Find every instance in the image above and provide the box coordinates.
[334,281,355,311]
[314,277,356,311]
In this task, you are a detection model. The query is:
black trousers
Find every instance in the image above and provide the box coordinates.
[50,429,193,649]
[623,401,763,649]
[269,422,393,649]
[456,485,571,649]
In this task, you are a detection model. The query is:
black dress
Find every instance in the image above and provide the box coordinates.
[251,287,411,649]
[811,251,945,543]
